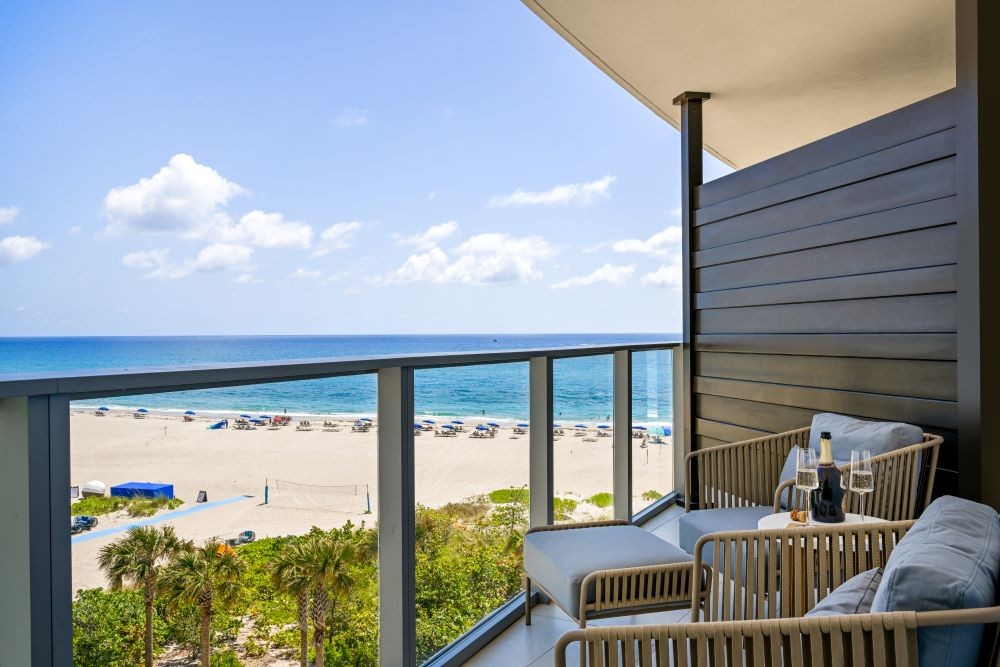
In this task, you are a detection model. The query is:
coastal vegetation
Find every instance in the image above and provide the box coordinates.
[75,495,184,518]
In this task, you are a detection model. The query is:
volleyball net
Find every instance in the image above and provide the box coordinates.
[264,478,371,514]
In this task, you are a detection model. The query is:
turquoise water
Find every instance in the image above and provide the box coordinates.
[0,335,677,423]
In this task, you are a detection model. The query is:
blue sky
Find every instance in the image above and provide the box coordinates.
[0,2,730,336]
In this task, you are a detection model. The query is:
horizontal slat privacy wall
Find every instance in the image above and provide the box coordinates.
[690,89,959,493]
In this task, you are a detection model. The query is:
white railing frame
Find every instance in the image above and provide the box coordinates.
[0,341,680,666]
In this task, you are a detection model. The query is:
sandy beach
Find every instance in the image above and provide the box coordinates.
[70,409,673,590]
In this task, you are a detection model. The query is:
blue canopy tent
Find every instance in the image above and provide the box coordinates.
[110,482,174,500]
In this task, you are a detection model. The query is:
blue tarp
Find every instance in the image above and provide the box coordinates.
[110,482,174,499]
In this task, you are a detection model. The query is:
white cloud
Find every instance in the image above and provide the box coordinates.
[0,206,20,225]
[612,226,682,258]
[312,221,362,256]
[335,109,369,127]
[68,225,83,235]
[397,221,458,250]
[217,210,313,249]
[379,232,556,285]
[640,260,683,288]
[487,174,615,208]
[552,263,636,289]
[103,154,245,237]
[126,243,253,280]
[289,268,323,280]
[233,273,259,285]
[0,235,49,265]
[122,248,169,270]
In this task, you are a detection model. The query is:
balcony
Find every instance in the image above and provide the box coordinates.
[0,341,682,665]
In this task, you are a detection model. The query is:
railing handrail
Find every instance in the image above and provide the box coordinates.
[0,340,679,399]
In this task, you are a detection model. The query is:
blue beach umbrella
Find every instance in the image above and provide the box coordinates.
[250,418,262,423]
[517,423,529,428]
[413,423,422,429]
[487,422,500,427]
[442,424,454,430]
[360,417,372,422]
[423,419,435,424]
[98,407,110,412]
[633,425,647,431]
[451,420,464,425]
[575,423,587,428]
[184,410,196,415]
[598,424,610,429]
[476,425,489,431]
[553,423,562,428]
[259,415,270,419]
[137,408,149,413]
[240,414,253,418]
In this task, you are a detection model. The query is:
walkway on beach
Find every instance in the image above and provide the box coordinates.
[72,494,254,544]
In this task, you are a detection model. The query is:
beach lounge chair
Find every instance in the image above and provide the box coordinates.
[558,495,1000,667]
[678,413,943,558]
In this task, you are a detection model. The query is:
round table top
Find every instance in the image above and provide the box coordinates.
[758,512,886,530]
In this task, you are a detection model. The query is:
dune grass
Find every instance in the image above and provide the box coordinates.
[641,490,663,501]
[488,487,529,504]
[585,492,614,508]
[72,495,183,517]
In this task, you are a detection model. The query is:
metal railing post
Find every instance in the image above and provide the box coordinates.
[377,367,416,665]
[671,346,687,499]
[613,350,633,521]
[0,394,71,667]
[529,356,554,527]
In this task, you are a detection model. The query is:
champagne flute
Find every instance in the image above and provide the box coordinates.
[849,450,874,521]
[795,447,819,511]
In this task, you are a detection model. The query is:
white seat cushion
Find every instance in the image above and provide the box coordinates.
[524,525,691,615]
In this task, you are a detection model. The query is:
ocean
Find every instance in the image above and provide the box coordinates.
[0,334,678,424]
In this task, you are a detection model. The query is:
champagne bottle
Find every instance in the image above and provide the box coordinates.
[811,431,845,523]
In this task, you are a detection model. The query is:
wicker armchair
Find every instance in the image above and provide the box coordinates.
[686,428,942,518]
[555,521,1000,666]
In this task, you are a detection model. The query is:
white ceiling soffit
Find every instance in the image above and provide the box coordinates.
[524,0,955,168]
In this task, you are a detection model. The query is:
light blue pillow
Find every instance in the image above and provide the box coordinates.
[805,567,882,617]
[871,496,1000,667]
[808,413,923,459]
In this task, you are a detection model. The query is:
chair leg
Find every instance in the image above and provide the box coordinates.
[524,577,531,626]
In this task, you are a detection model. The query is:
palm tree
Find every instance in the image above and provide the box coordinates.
[270,541,312,667]
[97,525,186,667]
[160,540,244,667]
[302,535,357,667]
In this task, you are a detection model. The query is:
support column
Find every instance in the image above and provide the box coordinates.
[529,356,554,527]
[0,394,71,667]
[377,367,416,665]
[613,350,632,521]
[673,91,710,503]
[956,0,999,506]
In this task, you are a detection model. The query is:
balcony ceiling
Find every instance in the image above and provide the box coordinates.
[523,0,955,168]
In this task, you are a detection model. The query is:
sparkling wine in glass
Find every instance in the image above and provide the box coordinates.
[795,447,819,510]
[849,449,874,521]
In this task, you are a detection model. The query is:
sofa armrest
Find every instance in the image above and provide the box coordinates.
[693,520,915,622]
[686,427,809,511]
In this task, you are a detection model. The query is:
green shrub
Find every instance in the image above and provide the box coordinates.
[488,487,529,504]
[127,496,183,517]
[72,495,129,516]
[553,497,577,520]
[641,490,663,501]
[73,588,166,667]
[586,492,614,508]
[210,650,245,667]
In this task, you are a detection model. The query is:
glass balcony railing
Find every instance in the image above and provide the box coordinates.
[0,341,681,666]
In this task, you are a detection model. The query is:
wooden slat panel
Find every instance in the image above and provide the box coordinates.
[696,90,955,208]
[698,294,956,335]
[696,265,956,310]
[695,417,773,443]
[696,434,729,449]
[697,128,955,226]
[697,352,957,401]
[694,196,955,268]
[694,334,957,360]
[697,225,956,292]
[696,158,955,248]
[697,394,819,434]
[695,376,956,429]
